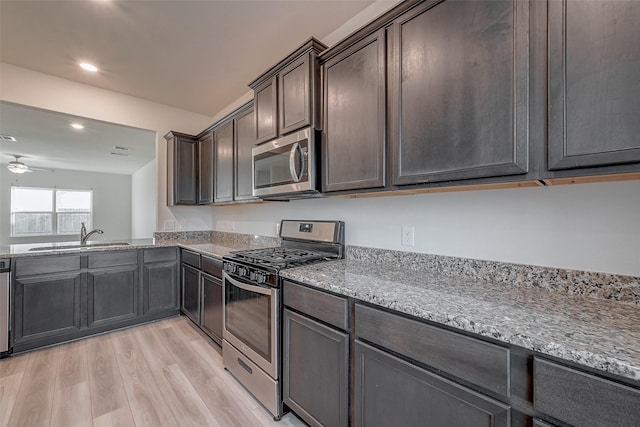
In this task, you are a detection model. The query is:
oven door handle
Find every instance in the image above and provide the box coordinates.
[288,142,304,183]
[224,272,273,296]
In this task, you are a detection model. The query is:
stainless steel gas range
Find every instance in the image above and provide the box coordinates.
[222,220,345,420]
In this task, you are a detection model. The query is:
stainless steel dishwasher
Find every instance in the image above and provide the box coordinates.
[0,258,10,357]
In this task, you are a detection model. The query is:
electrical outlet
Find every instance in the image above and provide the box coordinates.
[276,223,280,235]
[164,220,175,231]
[401,225,415,246]
[179,220,186,229]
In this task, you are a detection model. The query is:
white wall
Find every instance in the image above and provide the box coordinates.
[0,167,132,245]
[131,159,156,239]
[0,62,215,233]
[211,181,640,276]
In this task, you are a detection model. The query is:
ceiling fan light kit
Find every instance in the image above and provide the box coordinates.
[8,160,29,174]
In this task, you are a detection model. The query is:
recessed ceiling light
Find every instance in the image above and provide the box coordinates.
[79,62,98,72]
[70,123,85,130]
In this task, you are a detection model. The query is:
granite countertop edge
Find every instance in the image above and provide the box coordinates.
[0,238,260,260]
[280,260,640,384]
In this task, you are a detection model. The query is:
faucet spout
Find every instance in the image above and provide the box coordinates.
[80,222,104,245]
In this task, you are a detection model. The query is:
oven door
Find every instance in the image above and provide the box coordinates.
[252,127,315,198]
[223,271,279,379]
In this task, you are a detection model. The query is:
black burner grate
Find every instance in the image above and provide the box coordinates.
[228,247,331,268]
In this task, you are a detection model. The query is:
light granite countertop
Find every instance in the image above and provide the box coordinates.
[280,259,640,384]
[0,238,265,260]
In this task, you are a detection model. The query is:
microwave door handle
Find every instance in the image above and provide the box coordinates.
[288,142,304,183]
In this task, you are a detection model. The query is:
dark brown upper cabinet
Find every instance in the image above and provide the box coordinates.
[250,38,327,145]
[214,119,234,203]
[548,0,640,171]
[197,131,214,205]
[165,131,198,206]
[254,76,278,144]
[389,0,530,186]
[234,105,258,201]
[213,101,257,204]
[321,29,387,193]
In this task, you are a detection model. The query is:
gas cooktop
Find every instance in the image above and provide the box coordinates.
[227,247,335,269]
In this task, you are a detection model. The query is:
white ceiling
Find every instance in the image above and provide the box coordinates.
[0,101,156,175]
[0,0,375,116]
[0,0,376,174]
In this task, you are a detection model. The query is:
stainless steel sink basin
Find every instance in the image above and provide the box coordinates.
[28,242,130,251]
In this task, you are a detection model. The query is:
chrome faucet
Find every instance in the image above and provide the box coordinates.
[80,222,104,245]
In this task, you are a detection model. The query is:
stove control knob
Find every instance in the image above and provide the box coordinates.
[249,271,256,281]
[257,273,267,284]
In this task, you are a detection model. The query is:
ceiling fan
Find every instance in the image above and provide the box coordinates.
[6,155,54,174]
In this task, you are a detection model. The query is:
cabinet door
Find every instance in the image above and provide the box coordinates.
[13,272,82,346]
[283,309,349,427]
[201,273,223,345]
[254,76,278,144]
[279,55,312,135]
[181,263,200,324]
[354,341,510,427]
[198,131,214,204]
[323,29,386,192]
[534,358,640,427]
[389,0,529,185]
[87,265,138,328]
[548,0,640,170]
[175,136,198,205]
[214,120,234,203]
[234,106,258,201]
[142,260,179,315]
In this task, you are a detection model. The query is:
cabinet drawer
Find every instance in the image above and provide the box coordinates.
[534,357,640,427]
[15,255,81,277]
[87,250,138,268]
[201,256,222,278]
[143,247,177,263]
[355,303,510,396]
[283,280,349,330]
[354,340,510,427]
[181,249,200,268]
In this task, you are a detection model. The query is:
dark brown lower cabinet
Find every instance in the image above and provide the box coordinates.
[11,249,178,353]
[12,272,82,351]
[142,248,180,315]
[200,272,223,345]
[87,265,138,328]
[283,308,349,427]
[354,340,510,427]
[178,254,223,345]
[181,263,201,324]
[534,357,640,427]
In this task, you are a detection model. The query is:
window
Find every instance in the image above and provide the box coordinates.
[11,187,92,236]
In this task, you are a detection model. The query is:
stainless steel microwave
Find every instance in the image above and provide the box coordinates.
[252,127,319,199]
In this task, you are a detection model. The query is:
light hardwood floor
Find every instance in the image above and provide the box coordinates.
[0,316,306,427]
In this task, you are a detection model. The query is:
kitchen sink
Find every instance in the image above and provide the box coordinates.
[28,242,131,251]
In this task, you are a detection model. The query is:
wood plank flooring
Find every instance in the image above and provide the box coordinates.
[0,316,306,427]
